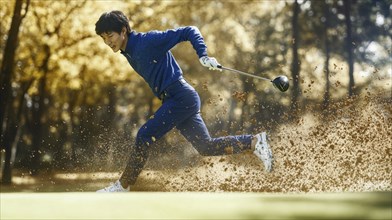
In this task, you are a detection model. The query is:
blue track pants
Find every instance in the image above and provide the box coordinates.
[121,78,253,185]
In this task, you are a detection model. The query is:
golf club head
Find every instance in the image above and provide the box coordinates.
[272,75,289,92]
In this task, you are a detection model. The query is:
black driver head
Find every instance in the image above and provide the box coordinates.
[272,76,289,92]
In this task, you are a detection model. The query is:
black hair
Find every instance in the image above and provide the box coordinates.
[95,10,131,35]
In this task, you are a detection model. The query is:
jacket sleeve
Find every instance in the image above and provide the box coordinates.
[145,26,208,58]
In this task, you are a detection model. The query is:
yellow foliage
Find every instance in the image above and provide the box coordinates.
[0,0,390,128]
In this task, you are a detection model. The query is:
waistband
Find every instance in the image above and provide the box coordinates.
[159,78,187,100]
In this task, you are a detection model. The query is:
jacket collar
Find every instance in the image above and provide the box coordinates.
[120,31,136,55]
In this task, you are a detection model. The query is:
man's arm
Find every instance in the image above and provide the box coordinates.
[146,26,221,70]
[147,26,207,58]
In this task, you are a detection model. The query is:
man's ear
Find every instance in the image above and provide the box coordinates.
[121,27,127,37]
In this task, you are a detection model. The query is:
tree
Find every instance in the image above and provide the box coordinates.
[290,0,301,115]
[1,0,30,185]
[327,0,391,97]
[24,1,92,174]
[343,0,355,97]
[322,1,332,109]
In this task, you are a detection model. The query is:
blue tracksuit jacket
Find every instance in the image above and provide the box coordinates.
[120,26,207,97]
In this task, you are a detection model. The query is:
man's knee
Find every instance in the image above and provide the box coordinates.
[191,136,214,156]
[136,129,155,149]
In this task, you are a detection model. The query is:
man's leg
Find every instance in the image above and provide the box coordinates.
[176,112,253,156]
[119,98,199,187]
[176,113,274,172]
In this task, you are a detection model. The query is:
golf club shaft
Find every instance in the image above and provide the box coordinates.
[218,65,272,82]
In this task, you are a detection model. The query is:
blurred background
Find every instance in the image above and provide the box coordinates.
[0,0,391,192]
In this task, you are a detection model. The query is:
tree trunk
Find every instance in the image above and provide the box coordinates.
[323,1,331,110]
[0,0,28,148]
[290,0,301,115]
[343,0,355,97]
[1,80,31,184]
[0,0,30,185]
[29,45,50,175]
[2,128,16,184]
[104,85,116,126]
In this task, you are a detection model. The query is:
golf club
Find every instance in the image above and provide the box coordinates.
[218,65,290,92]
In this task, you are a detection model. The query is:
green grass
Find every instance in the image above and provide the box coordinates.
[1,192,391,219]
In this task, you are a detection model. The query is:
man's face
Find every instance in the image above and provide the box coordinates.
[100,30,126,52]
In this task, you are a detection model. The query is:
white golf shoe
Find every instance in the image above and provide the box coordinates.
[96,180,129,192]
[253,132,274,172]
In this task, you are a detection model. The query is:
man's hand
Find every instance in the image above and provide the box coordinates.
[199,56,222,71]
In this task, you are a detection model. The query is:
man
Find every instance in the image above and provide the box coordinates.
[95,10,273,192]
